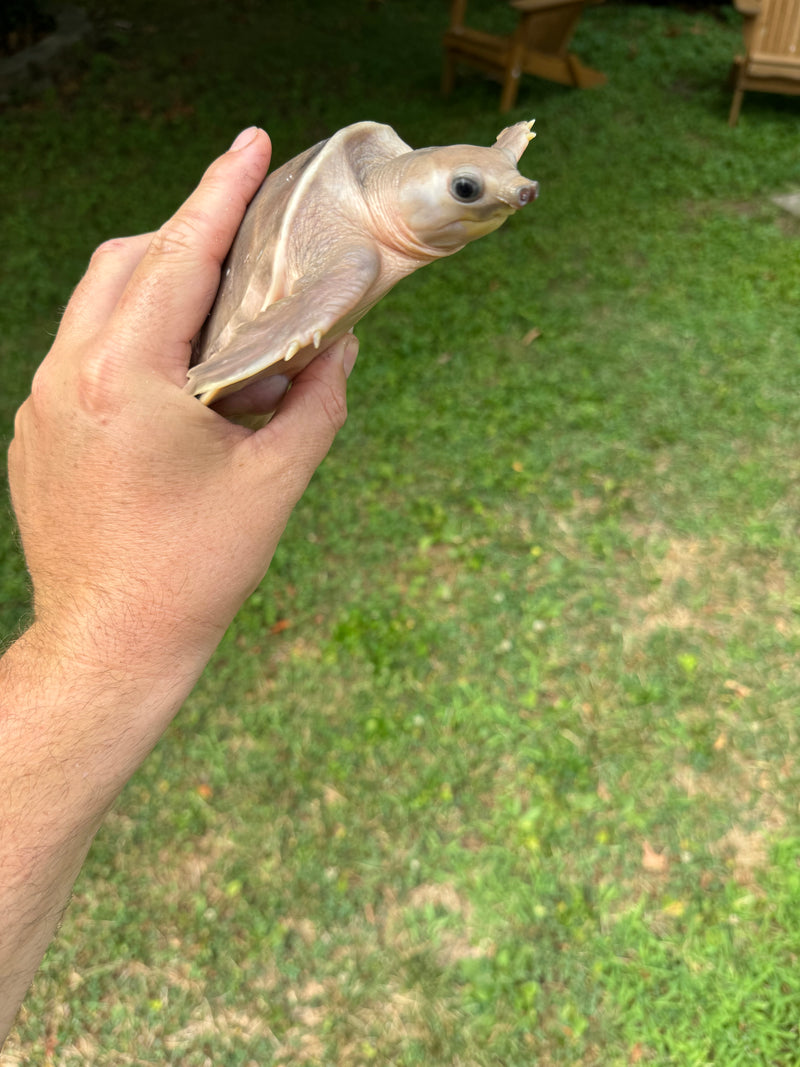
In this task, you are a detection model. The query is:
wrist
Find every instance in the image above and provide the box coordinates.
[2,612,207,810]
[28,578,222,693]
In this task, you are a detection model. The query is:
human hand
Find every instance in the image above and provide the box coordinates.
[8,127,358,686]
[1,128,361,1038]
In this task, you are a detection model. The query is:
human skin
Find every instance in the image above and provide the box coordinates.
[0,126,357,1041]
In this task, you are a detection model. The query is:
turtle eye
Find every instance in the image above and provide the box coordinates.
[451,174,483,203]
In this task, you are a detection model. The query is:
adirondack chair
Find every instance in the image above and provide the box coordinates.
[442,0,606,113]
[729,0,800,124]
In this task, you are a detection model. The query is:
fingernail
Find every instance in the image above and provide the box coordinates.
[342,334,359,379]
[229,126,259,151]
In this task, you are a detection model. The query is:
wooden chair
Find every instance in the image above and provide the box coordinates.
[442,0,606,112]
[729,0,800,124]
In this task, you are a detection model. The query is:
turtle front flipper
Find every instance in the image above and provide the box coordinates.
[187,245,380,405]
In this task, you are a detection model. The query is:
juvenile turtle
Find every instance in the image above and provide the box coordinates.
[187,120,537,405]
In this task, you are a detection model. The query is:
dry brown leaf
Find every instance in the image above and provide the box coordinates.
[723,679,752,698]
[642,839,669,873]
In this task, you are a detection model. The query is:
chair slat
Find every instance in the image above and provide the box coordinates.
[729,0,800,123]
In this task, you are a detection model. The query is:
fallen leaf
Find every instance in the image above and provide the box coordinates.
[323,785,346,806]
[642,839,669,873]
[723,679,752,697]
[522,327,542,345]
[270,618,292,634]
[661,899,686,917]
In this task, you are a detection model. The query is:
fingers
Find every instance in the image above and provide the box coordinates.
[112,127,272,379]
[247,334,358,500]
[210,372,290,419]
[57,234,154,346]
[271,333,358,437]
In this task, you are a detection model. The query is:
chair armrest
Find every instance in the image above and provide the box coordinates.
[733,0,761,15]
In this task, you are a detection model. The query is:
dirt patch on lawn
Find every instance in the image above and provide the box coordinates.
[624,527,795,642]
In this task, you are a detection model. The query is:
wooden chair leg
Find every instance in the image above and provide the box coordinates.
[566,53,606,89]
[728,87,744,125]
[728,60,745,125]
[500,65,521,111]
[500,25,527,112]
[565,53,582,88]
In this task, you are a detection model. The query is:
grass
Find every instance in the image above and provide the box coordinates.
[2,0,800,1063]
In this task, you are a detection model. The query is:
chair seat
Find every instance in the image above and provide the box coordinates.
[747,53,800,77]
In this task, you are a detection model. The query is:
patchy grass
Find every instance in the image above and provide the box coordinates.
[2,0,799,1063]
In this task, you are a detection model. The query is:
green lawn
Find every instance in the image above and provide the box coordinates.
[2,1,799,1063]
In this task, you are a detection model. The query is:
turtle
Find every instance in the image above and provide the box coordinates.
[186,120,538,405]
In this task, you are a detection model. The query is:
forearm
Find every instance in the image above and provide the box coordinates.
[0,622,201,1040]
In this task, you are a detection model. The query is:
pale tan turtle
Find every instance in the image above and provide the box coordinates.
[187,120,537,405]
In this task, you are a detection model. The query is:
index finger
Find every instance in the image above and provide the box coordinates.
[57,233,155,345]
[112,127,272,378]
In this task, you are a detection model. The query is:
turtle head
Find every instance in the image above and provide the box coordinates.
[396,121,537,253]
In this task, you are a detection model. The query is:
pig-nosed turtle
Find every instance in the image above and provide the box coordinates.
[186,120,538,405]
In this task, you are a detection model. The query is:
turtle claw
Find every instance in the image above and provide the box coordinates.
[285,329,323,361]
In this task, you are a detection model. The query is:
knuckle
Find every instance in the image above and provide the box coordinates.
[19,362,65,437]
[148,211,206,258]
[27,360,61,418]
[29,362,50,405]
[38,338,126,419]
[74,340,129,416]
[147,205,230,265]
[319,380,348,432]
[87,235,141,273]
[11,395,31,448]
[90,236,130,262]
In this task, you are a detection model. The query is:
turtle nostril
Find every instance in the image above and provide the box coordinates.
[517,182,539,207]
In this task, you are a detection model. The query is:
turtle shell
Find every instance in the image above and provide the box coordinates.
[196,123,412,365]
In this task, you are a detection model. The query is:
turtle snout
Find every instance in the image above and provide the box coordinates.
[515,181,539,208]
